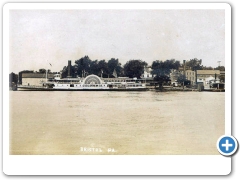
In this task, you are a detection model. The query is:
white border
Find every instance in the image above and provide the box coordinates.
[3,2,232,175]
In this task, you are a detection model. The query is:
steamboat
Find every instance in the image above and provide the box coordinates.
[17,74,147,91]
[17,60,148,91]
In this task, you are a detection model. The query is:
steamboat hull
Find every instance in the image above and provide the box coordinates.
[17,86,148,91]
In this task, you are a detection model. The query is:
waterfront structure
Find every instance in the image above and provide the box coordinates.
[204,76,220,89]
[196,70,220,84]
[196,70,225,90]
[19,71,56,86]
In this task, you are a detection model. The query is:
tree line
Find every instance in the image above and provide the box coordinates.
[9,56,225,86]
[61,56,222,79]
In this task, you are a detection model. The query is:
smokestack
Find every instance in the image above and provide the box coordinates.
[183,60,186,72]
[68,60,71,77]
[183,60,186,78]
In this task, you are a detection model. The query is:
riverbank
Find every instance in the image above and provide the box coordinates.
[149,86,225,92]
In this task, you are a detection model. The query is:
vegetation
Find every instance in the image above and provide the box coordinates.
[151,59,180,89]
[215,66,225,71]
[177,74,191,86]
[123,60,147,78]
[185,58,202,71]
[9,55,226,87]
[61,64,76,78]
[107,58,123,77]
[9,72,18,87]
[38,69,51,73]
[151,59,180,76]
[60,56,124,78]
[46,56,225,81]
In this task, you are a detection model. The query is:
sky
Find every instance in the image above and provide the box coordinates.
[9,9,225,73]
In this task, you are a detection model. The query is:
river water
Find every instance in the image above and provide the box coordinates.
[9,91,224,155]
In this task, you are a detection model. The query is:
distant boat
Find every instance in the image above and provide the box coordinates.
[17,74,148,91]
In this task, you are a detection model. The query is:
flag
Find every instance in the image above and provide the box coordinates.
[49,63,52,66]
[112,69,117,78]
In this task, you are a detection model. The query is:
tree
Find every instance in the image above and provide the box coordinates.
[185,58,203,71]
[87,59,109,77]
[9,72,18,87]
[151,59,180,89]
[152,60,167,76]
[123,60,147,78]
[108,58,123,77]
[88,60,99,75]
[177,74,191,87]
[38,69,51,73]
[215,66,225,71]
[153,75,171,90]
[39,69,46,73]
[202,66,214,70]
[151,59,181,77]
[61,65,76,78]
[98,60,109,78]
[75,55,92,77]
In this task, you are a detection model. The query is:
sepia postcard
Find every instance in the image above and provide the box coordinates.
[3,2,231,175]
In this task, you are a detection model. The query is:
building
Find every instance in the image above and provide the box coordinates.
[170,69,195,86]
[19,71,57,86]
[185,70,195,85]
[141,66,156,86]
[196,70,220,84]
[141,66,153,78]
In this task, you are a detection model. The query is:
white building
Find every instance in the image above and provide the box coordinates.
[141,66,153,78]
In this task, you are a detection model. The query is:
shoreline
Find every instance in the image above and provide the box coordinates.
[152,86,225,92]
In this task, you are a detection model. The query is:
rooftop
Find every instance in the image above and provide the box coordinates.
[196,70,220,75]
